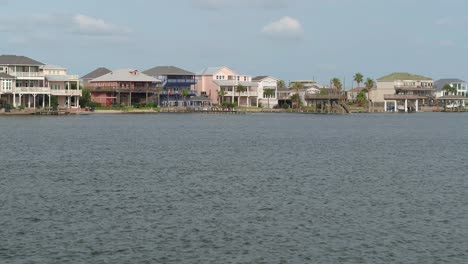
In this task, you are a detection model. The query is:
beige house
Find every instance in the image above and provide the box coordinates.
[371,72,434,112]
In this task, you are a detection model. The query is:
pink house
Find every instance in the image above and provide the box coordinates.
[195,66,258,106]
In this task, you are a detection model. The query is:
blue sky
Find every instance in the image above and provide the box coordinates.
[1,0,466,87]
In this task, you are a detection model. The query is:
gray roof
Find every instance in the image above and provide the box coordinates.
[143,66,194,76]
[213,80,258,87]
[434,78,466,91]
[253,76,268,81]
[252,76,279,82]
[81,67,111,80]
[0,72,14,79]
[197,66,224,75]
[90,69,161,83]
[0,55,44,66]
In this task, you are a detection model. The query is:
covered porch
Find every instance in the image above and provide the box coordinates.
[383,94,424,112]
[437,95,467,111]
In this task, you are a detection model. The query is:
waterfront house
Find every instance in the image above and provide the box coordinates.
[0,55,81,109]
[44,65,81,108]
[81,67,111,88]
[143,66,197,107]
[0,72,15,107]
[89,69,161,106]
[371,72,434,112]
[434,79,467,110]
[195,66,258,106]
[252,76,279,108]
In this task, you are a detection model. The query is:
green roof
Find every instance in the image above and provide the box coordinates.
[377,72,432,82]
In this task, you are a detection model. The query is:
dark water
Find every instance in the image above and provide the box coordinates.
[0,113,466,264]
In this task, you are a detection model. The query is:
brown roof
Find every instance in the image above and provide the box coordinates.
[81,67,111,80]
[0,55,44,65]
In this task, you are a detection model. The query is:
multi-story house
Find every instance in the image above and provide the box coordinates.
[43,65,81,108]
[434,79,467,109]
[434,79,467,97]
[371,72,434,112]
[0,55,81,109]
[195,66,258,106]
[252,76,279,108]
[89,69,161,106]
[143,66,197,106]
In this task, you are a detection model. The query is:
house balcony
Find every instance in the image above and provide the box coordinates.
[90,86,162,93]
[50,89,82,96]
[224,91,258,97]
[9,72,45,78]
[165,79,197,86]
[305,94,347,100]
[395,85,434,91]
[14,87,50,94]
[277,93,291,100]
[161,90,198,96]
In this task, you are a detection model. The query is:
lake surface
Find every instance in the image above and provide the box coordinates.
[0,113,466,264]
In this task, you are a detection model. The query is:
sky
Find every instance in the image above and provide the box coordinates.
[1,0,466,87]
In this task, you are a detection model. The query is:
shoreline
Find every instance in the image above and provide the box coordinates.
[1,108,466,116]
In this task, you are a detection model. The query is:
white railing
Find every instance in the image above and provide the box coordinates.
[9,72,45,78]
[50,89,82,96]
[14,87,50,93]
[224,91,258,97]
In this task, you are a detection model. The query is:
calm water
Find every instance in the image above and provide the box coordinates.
[0,113,466,264]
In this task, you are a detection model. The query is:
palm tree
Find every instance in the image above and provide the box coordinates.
[236,84,247,107]
[181,89,190,107]
[292,82,303,109]
[263,88,275,109]
[364,78,375,112]
[217,89,227,105]
[443,84,457,96]
[354,73,364,88]
[331,78,342,90]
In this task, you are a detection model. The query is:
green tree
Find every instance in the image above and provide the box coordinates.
[278,80,286,89]
[443,84,457,95]
[292,82,303,109]
[354,73,364,88]
[80,88,92,108]
[236,84,247,107]
[263,88,275,109]
[181,89,190,106]
[356,91,367,106]
[364,78,375,112]
[217,89,227,105]
[332,78,342,90]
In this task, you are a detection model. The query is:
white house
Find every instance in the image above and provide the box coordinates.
[252,76,278,108]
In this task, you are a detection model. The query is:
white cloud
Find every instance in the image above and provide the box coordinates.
[0,13,130,43]
[262,16,304,39]
[73,14,130,36]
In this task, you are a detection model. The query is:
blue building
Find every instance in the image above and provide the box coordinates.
[143,66,196,106]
